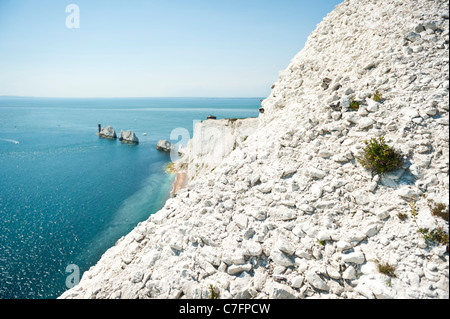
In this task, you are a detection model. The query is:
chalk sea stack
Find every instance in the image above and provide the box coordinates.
[156,139,175,152]
[119,130,139,144]
[98,126,117,139]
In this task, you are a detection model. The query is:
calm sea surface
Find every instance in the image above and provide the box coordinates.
[0,97,260,298]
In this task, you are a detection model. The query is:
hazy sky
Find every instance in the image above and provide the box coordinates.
[0,0,342,98]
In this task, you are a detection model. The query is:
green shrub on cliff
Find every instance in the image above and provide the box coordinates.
[349,98,360,111]
[371,90,383,102]
[209,285,218,299]
[428,200,449,221]
[376,260,397,278]
[357,137,402,174]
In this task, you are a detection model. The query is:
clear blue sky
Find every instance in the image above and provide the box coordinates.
[0,0,342,98]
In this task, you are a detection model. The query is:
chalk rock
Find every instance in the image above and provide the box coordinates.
[227,264,252,275]
[98,126,117,139]
[364,224,379,237]
[358,118,375,129]
[306,271,329,291]
[316,230,331,241]
[276,237,296,255]
[156,139,174,152]
[424,21,437,31]
[298,204,315,214]
[244,241,262,257]
[366,99,379,112]
[223,199,234,210]
[342,252,365,264]
[405,31,421,42]
[309,168,327,179]
[342,266,356,280]
[233,214,248,230]
[270,249,294,267]
[326,266,341,280]
[310,183,323,199]
[336,240,353,251]
[119,130,139,144]
[291,276,304,289]
[396,186,421,199]
[268,282,297,299]
[356,277,395,299]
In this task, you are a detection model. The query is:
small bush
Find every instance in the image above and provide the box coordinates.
[397,212,408,221]
[410,197,449,249]
[428,200,449,221]
[418,227,449,247]
[349,98,360,111]
[409,196,419,223]
[209,285,219,299]
[371,90,382,102]
[376,261,397,278]
[357,137,402,174]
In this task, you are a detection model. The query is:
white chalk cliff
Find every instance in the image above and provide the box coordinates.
[61,0,449,299]
[176,117,259,182]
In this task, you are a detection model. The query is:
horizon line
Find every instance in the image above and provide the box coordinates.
[0,95,266,99]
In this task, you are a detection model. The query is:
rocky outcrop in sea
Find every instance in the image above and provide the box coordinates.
[119,130,139,144]
[98,126,117,139]
[156,139,175,152]
[61,0,449,299]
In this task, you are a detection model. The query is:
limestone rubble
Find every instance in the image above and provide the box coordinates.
[61,0,449,299]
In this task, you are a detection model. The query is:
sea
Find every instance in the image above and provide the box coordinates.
[0,97,260,299]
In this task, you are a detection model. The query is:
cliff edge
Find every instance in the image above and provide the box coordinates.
[61,0,449,299]
[175,117,259,183]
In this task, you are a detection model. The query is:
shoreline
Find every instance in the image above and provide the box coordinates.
[165,161,188,196]
[171,171,188,196]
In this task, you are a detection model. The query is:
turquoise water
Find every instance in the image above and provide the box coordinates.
[0,97,260,298]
